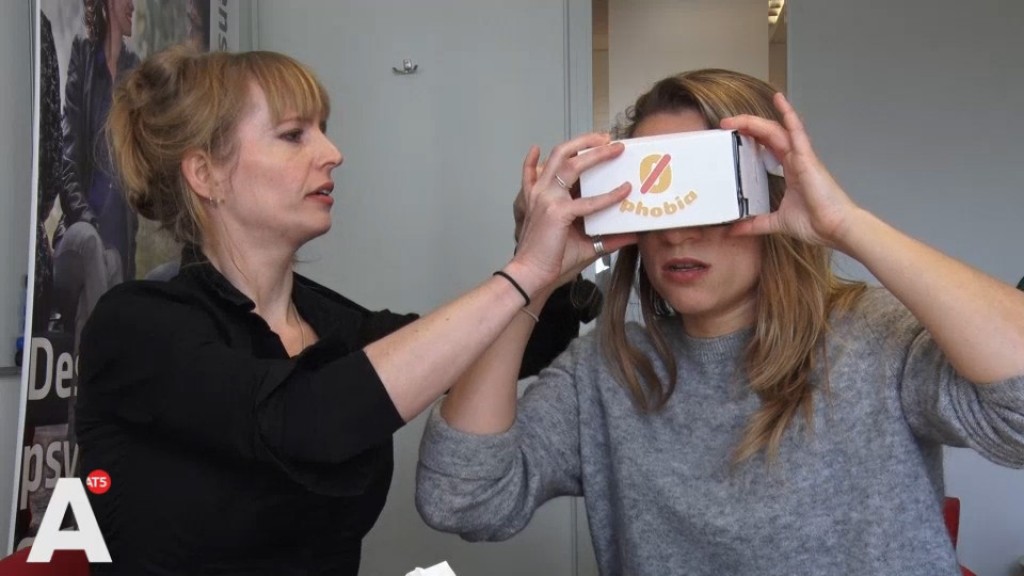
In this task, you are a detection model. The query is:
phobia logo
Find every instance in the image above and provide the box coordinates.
[639,153,672,194]
[620,152,697,217]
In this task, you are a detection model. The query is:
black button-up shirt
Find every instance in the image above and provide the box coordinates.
[76,245,416,575]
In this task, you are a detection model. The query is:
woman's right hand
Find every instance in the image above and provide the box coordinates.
[510,134,636,294]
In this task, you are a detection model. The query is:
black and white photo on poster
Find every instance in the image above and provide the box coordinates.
[10,0,241,553]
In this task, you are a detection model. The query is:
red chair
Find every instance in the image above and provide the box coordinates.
[0,548,90,576]
[943,497,977,576]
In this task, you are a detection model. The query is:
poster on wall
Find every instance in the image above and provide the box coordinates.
[9,0,243,554]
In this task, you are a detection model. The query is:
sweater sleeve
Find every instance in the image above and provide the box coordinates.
[871,290,1024,468]
[415,336,589,541]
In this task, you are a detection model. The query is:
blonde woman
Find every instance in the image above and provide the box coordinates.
[74,45,632,575]
[415,69,1024,575]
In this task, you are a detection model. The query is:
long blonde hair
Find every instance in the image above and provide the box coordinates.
[599,69,866,463]
[107,45,330,246]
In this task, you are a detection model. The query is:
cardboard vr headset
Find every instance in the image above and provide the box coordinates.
[579,129,779,236]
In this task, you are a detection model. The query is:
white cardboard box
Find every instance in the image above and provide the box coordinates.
[579,129,771,236]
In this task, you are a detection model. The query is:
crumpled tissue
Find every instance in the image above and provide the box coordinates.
[405,561,457,576]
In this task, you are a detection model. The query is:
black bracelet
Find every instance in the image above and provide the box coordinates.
[493,270,531,307]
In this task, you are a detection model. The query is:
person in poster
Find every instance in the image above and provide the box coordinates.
[51,0,138,351]
[14,0,216,552]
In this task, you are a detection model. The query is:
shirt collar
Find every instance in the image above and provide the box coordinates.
[175,244,366,350]
[177,244,256,311]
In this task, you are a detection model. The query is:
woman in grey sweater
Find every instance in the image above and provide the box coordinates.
[415,69,1024,576]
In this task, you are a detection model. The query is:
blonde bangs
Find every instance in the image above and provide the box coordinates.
[244,52,330,125]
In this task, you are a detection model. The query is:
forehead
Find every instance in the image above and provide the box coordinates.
[241,82,317,125]
[245,62,329,126]
[634,109,708,138]
[238,84,277,129]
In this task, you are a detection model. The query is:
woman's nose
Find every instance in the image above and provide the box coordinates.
[320,134,343,168]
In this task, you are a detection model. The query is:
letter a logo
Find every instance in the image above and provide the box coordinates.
[639,154,672,194]
[27,478,112,562]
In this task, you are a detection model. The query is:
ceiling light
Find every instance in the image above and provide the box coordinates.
[768,0,786,25]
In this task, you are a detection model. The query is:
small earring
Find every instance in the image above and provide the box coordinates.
[208,196,222,206]
[653,293,674,317]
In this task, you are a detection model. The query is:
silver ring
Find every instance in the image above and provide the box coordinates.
[592,236,606,257]
[554,174,572,190]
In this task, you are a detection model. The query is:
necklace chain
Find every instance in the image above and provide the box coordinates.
[290,301,306,351]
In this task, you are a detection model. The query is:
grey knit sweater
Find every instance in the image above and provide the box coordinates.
[416,288,1024,576]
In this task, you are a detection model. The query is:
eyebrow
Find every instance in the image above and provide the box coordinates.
[277,113,328,126]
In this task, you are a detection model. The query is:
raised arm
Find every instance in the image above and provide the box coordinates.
[437,138,636,434]
[721,93,1024,384]
[366,133,634,422]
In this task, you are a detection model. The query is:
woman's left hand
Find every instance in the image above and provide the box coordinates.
[720,93,860,249]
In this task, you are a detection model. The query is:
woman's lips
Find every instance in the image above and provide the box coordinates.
[662,258,710,282]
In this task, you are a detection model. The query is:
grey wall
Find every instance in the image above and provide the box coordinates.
[789,1,1024,574]
[0,3,33,368]
[0,0,33,554]
[607,0,767,130]
[257,2,582,575]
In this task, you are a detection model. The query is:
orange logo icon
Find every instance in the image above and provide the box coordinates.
[639,153,672,194]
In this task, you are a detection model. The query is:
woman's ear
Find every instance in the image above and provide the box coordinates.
[181,150,219,205]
